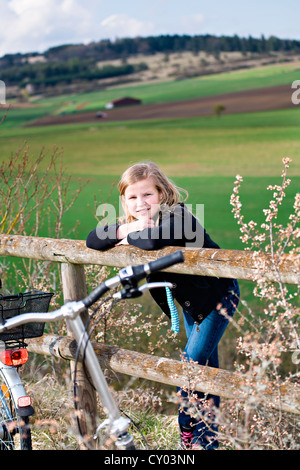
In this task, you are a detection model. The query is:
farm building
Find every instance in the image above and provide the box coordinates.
[105,97,142,109]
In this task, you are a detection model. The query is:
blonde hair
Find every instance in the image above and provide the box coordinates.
[118,161,188,222]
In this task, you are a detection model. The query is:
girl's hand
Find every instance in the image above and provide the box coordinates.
[116,237,129,245]
[131,218,155,231]
[117,219,154,240]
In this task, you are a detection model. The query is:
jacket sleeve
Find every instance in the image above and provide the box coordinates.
[127,204,205,250]
[86,223,120,251]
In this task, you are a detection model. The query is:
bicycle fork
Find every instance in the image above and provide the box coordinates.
[67,315,135,450]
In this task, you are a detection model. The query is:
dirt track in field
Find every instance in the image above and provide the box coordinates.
[29,84,295,127]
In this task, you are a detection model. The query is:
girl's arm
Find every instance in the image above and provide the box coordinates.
[87,204,219,252]
[86,219,155,250]
[127,204,205,250]
[117,218,154,240]
[86,223,120,250]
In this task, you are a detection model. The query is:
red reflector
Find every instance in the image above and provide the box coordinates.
[0,349,29,366]
[18,395,31,408]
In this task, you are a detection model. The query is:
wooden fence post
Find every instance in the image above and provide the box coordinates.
[60,262,98,448]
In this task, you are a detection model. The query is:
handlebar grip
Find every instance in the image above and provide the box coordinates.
[147,250,184,274]
[82,283,110,308]
[82,251,184,308]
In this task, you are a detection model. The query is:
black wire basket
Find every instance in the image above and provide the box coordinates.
[0,291,54,343]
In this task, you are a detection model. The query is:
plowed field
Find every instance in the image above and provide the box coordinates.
[30,84,294,126]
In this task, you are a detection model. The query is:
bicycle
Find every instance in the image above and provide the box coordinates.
[0,251,184,450]
[0,291,53,450]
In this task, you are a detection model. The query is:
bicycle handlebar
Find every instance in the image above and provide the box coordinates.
[145,250,185,274]
[0,251,185,332]
[0,250,184,452]
[82,250,184,307]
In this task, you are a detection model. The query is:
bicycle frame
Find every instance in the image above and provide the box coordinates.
[0,286,173,449]
[0,251,185,450]
[68,309,133,449]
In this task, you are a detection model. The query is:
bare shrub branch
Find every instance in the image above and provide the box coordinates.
[0,144,87,291]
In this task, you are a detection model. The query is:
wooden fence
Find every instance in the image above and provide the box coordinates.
[0,234,299,440]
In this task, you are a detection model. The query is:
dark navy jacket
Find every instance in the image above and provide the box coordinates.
[86,204,235,323]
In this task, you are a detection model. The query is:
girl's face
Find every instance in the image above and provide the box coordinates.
[123,177,161,220]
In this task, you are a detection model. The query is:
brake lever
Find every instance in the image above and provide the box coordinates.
[113,282,173,300]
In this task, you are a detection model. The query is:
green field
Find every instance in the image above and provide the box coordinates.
[1,60,299,451]
[33,60,300,113]
[1,62,299,252]
[1,59,299,374]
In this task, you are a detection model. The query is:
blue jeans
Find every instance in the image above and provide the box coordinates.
[178,279,240,449]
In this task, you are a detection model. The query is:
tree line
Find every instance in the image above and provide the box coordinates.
[0,58,147,88]
[1,33,299,89]
[3,33,300,64]
[34,33,300,62]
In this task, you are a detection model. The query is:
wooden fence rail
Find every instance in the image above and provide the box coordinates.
[1,234,299,284]
[27,333,300,415]
[0,234,299,438]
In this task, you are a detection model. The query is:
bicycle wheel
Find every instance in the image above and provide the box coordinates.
[0,370,32,450]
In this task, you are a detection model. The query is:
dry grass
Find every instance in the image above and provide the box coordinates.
[25,370,79,450]
[23,365,181,451]
[20,353,300,451]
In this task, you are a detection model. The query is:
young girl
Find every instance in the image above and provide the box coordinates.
[86,161,239,450]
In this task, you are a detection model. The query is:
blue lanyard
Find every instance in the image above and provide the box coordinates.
[165,287,179,333]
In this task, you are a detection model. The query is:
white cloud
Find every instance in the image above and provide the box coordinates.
[0,1,156,56]
[0,0,94,56]
[0,0,299,57]
[100,14,155,39]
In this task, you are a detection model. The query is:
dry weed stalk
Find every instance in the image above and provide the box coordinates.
[0,144,87,291]
[172,158,299,450]
[224,157,299,449]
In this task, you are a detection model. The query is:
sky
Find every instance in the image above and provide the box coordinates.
[0,0,299,57]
